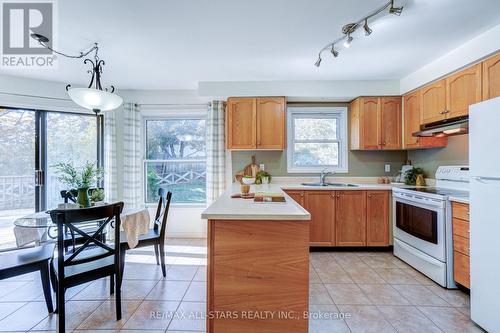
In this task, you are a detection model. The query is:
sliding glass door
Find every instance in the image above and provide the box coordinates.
[0,107,102,250]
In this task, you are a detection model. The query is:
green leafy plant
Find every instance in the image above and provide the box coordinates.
[90,188,105,202]
[405,167,425,185]
[53,161,104,189]
[255,171,272,184]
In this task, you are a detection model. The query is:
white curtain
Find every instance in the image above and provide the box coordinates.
[104,110,118,202]
[122,102,143,207]
[206,101,226,203]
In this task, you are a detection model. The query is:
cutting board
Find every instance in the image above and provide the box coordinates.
[243,155,260,177]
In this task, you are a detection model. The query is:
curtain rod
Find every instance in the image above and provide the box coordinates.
[137,103,210,107]
[0,91,71,102]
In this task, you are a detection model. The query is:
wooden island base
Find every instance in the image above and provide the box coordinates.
[207,219,310,333]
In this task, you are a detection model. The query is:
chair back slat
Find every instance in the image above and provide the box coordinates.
[153,188,172,240]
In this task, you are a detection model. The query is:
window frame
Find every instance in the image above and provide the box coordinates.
[142,114,208,206]
[286,106,348,173]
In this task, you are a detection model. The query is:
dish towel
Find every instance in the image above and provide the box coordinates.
[121,208,150,249]
[14,226,46,248]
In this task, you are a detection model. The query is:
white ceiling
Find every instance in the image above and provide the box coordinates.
[1,0,500,90]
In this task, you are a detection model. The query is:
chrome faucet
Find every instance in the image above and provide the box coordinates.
[320,168,334,185]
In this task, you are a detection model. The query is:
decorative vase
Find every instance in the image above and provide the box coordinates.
[416,174,426,187]
[77,188,91,208]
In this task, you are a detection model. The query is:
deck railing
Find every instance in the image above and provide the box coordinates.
[0,176,35,210]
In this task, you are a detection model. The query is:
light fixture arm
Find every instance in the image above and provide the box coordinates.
[315,0,403,64]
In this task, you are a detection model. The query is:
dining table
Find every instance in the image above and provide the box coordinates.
[13,206,151,249]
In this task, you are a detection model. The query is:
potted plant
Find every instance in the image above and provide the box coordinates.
[405,167,426,186]
[90,188,105,206]
[53,161,104,208]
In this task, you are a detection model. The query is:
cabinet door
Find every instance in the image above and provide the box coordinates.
[226,98,256,149]
[420,80,447,124]
[335,191,366,246]
[403,92,420,148]
[360,98,381,149]
[446,63,482,119]
[256,97,286,149]
[304,191,335,246]
[380,97,402,149]
[284,190,304,207]
[482,53,500,100]
[366,191,389,246]
[454,251,470,288]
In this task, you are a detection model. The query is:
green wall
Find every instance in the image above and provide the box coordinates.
[231,150,408,177]
[407,135,469,177]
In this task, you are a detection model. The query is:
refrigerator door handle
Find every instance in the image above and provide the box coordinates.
[471,176,500,183]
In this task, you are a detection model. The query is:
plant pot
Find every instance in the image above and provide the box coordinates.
[77,188,91,208]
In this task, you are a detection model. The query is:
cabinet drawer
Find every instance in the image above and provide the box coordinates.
[452,202,469,221]
[453,235,470,255]
[453,218,469,238]
[453,251,470,289]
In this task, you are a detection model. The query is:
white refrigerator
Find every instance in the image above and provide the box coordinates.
[469,96,500,333]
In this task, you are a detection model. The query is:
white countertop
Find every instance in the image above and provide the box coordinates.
[201,183,311,221]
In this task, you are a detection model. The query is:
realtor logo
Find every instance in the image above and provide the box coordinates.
[1,0,56,68]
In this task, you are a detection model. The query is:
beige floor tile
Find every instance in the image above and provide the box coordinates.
[77,300,141,330]
[145,280,190,301]
[338,304,396,333]
[0,282,28,299]
[167,301,205,331]
[455,306,471,318]
[375,268,420,285]
[193,266,206,282]
[417,306,484,333]
[0,281,45,302]
[309,304,350,333]
[117,280,159,300]
[377,305,442,333]
[0,302,26,321]
[183,282,206,302]
[344,266,386,284]
[71,279,112,301]
[401,267,439,286]
[324,284,371,305]
[309,284,334,305]
[316,265,353,284]
[122,300,180,330]
[0,301,48,331]
[361,256,406,269]
[392,284,449,306]
[309,267,322,284]
[123,262,164,280]
[358,284,410,305]
[165,265,198,281]
[425,285,470,308]
[33,300,103,330]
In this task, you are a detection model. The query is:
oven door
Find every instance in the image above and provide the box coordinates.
[393,192,446,261]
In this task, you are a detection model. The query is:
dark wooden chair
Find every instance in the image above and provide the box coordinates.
[60,189,107,252]
[120,188,172,279]
[50,202,124,333]
[0,243,55,313]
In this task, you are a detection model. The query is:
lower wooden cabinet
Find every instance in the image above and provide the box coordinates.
[452,202,470,289]
[336,191,367,246]
[284,189,390,247]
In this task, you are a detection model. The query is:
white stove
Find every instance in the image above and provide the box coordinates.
[392,166,469,288]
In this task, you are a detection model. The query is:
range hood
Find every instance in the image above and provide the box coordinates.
[413,116,468,137]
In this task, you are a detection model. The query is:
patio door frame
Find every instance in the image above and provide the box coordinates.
[2,106,104,213]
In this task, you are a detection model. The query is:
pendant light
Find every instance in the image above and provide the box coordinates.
[31,34,123,114]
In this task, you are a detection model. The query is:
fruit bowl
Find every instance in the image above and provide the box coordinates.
[241,177,255,185]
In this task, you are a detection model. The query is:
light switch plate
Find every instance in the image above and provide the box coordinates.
[259,164,265,171]
[385,164,391,173]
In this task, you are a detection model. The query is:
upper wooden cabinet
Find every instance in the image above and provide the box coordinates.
[446,63,482,119]
[350,97,401,150]
[336,191,366,246]
[420,80,447,124]
[482,53,500,100]
[226,97,285,150]
[403,91,447,149]
[304,191,335,246]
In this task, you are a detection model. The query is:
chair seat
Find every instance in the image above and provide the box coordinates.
[0,244,54,273]
[52,247,115,279]
[120,229,159,247]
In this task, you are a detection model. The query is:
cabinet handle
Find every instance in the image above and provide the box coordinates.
[383,141,386,146]
[368,194,372,198]
[336,194,340,198]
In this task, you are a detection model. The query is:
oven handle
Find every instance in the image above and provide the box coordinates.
[393,192,445,209]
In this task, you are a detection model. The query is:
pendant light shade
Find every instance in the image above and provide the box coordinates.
[67,87,123,112]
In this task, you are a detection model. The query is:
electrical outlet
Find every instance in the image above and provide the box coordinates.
[385,164,391,173]
[259,164,265,171]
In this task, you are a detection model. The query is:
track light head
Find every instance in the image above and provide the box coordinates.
[389,0,403,15]
[363,19,372,36]
[330,45,339,57]
[314,55,322,67]
[343,35,353,48]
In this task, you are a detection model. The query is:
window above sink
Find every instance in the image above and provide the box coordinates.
[286,106,348,173]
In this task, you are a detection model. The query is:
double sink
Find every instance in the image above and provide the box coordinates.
[301,182,358,187]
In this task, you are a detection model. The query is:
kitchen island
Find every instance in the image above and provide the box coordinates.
[202,184,310,333]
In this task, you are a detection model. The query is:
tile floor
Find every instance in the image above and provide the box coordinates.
[0,239,484,333]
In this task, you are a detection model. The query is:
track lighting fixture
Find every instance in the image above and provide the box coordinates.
[330,45,339,57]
[389,0,404,15]
[314,0,404,67]
[314,55,322,67]
[343,35,353,48]
[363,19,372,36]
